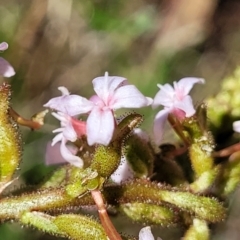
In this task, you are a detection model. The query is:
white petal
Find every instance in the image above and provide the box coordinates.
[174,95,195,117]
[233,121,240,133]
[92,72,127,104]
[0,57,15,77]
[52,132,63,146]
[139,227,155,240]
[0,42,8,51]
[110,85,152,109]
[111,157,134,184]
[174,77,205,96]
[87,107,115,146]
[60,139,83,168]
[153,109,170,145]
[58,86,70,95]
[62,120,78,142]
[152,84,175,108]
[44,94,94,116]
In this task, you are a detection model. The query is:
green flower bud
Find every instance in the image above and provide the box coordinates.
[54,214,108,240]
[0,83,22,191]
[121,202,176,226]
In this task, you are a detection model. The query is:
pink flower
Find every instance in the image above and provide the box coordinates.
[44,72,152,146]
[152,77,205,145]
[139,226,162,240]
[0,42,15,77]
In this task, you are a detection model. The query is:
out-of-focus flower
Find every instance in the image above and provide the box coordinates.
[0,42,15,77]
[44,72,152,146]
[45,142,78,165]
[152,77,204,145]
[233,121,240,133]
[139,226,162,240]
[110,157,134,184]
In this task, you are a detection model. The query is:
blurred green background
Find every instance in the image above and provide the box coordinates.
[1,0,240,239]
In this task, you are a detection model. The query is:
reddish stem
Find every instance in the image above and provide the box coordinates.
[9,107,47,130]
[91,190,122,240]
[213,143,240,157]
[168,115,190,146]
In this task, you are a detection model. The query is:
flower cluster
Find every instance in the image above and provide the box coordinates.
[0,42,15,77]
[152,77,205,145]
[44,73,204,167]
[44,72,152,167]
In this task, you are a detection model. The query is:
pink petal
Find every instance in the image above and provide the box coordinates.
[92,72,127,104]
[139,227,155,240]
[233,121,240,133]
[0,57,15,77]
[87,107,115,146]
[152,83,175,108]
[60,139,83,167]
[71,118,87,137]
[110,85,152,109]
[174,95,195,117]
[44,94,94,116]
[0,42,8,51]
[153,108,170,145]
[45,142,69,165]
[174,77,205,96]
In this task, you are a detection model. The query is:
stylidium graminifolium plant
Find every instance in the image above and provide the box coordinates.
[1,42,240,240]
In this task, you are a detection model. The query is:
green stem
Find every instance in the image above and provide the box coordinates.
[0,180,225,223]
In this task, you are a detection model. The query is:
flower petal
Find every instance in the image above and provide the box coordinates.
[58,86,70,95]
[153,108,170,145]
[110,85,152,109]
[139,227,155,240]
[87,107,115,146]
[62,119,78,142]
[45,142,70,165]
[110,157,134,184]
[233,120,240,133]
[92,72,127,104]
[44,94,94,116]
[0,57,15,77]
[0,42,8,51]
[174,77,205,96]
[60,139,83,167]
[52,132,63,146]
[152,83,175,108]
[174,95,195,117]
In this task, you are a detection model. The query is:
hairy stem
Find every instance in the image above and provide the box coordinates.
[91,190,122,240]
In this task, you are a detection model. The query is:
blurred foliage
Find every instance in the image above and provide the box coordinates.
[1,0,240,239]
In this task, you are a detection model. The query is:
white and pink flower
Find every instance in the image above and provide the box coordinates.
[152,77,205,145]
[44,72,152,166]
[0,42,15,77]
